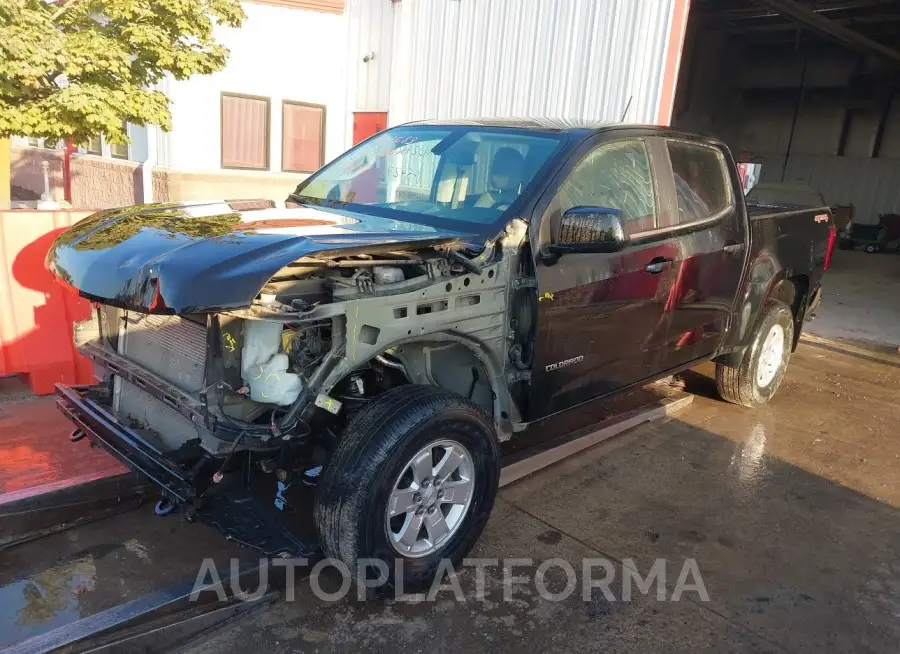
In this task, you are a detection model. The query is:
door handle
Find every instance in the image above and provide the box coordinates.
[722,242,745,254]
[644,257,673,274]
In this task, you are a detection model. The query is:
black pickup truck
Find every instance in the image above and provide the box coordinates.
[47,121,835,590]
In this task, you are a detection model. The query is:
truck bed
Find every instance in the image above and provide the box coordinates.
[716,200,834,354]
[745,201,829,222]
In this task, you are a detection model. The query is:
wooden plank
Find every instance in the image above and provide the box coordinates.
[500,392,694,487]
[244,0,345,14]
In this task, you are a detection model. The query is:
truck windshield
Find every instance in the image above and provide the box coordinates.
[290,125,566,236]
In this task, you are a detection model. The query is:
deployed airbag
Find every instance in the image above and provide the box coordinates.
[241,321,304,405]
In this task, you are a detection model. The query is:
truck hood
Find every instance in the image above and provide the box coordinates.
[47,200,472,313]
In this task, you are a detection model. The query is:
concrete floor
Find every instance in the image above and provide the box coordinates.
[182,342,900,654]
[807,248,900,349]
[1,340,897,652]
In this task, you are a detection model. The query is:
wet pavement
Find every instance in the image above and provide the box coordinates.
[0,340,897,652]
[0,376,257,649]
[0,376,124,498]
[0,509,254,647]
[189,341,900,653]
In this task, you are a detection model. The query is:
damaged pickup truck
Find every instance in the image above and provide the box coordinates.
[48,121,836,589]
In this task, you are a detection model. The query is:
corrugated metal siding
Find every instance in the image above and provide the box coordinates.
[387,0,675,126]
[756,153,900,224]
[347,0,396,111]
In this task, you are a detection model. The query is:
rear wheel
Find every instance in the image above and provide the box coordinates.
[314,385,499,593]
[716,301,794,408]
[864,243,879,253]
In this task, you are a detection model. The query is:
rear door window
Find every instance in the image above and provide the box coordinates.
[666,141,732,224]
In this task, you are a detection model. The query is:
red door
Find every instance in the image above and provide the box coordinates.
[353,112,388,145]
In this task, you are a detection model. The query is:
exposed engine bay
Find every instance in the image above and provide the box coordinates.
[72,219,535,488]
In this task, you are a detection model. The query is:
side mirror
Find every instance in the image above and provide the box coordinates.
[546,206,628,255]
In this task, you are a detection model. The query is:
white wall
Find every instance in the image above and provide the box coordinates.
[165,2,350,173]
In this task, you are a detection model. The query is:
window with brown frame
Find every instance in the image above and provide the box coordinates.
[282,101,326,174]
[221,93,270,170]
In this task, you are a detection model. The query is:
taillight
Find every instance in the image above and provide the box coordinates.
[824,223,837,271]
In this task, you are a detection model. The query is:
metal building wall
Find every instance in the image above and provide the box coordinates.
[387,0,677,126]
[347,0,396,112]
[717,44,900,225]
[757,154,900,224]
[736,74,900,224]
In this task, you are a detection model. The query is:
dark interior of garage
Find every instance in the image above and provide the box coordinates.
[672,0,900,229]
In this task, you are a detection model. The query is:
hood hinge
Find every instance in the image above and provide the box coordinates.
[513,277,537,289]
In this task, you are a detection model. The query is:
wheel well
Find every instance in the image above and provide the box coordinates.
[770,274,809,350]
[334,341,497,419]
[387,342,494,416]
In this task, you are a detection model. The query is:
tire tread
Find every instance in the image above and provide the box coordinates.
[715,301,793,408]
[314,385,498,585]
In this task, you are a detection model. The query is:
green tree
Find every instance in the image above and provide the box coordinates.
[0,0,245,145]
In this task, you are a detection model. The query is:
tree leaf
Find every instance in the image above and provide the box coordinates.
[0,0,246,142]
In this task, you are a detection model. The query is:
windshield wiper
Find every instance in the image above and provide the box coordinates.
[287,192,312,205]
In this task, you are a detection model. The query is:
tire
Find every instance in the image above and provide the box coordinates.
[314,385,499,593]
[865,243,878,253]
[715,301,794,408]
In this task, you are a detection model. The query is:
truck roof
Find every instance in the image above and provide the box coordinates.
[407,117,611,131]
[405,118,714,141]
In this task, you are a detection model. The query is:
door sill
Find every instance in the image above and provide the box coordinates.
[521,354,710,430]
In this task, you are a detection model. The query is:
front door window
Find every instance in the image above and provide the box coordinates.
[553,139,658,238]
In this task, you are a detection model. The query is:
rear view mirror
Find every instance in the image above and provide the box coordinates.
[546,206,628,255]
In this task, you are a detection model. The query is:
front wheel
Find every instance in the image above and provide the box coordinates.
[716,301,794,408]
[314,385,499,593]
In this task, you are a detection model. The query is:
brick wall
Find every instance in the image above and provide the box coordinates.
[163,168,303,202]
[12,147,304,209]
[11,150,173,210]
[153,169,170,205]
[10,147,65,202]
[70,154,153,209]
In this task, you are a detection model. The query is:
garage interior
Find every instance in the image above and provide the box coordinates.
[672,0,900,348]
